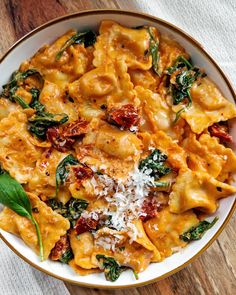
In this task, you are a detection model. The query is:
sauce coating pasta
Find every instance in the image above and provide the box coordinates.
[0,20,236,282]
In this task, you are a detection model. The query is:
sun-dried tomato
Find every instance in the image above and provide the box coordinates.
[74,215,99,235]
[62,119,89,137]
[47,126,75,152]
[209,123,232,143]
[50,235,70,261]
[72,165,94,184]
[107,104,140,130]
[46,119,89,152]
[139,197,160,222]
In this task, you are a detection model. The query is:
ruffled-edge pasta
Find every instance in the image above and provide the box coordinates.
[0,20,235,282]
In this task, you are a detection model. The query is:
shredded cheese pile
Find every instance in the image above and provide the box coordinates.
[90,167,157,240]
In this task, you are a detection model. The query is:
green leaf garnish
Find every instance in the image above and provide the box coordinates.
[166,56,204,122]
[48,197,88,227]
[180,217,218,242]
[132,269,139,280]
[1,69,41,108]
[29,88,45,113]
[59,249,74,264]
[96,255,127,282]
[55,155,79,197]
[0,171,44,260]
[147,27,160,76]
[28,112,68,140]
[56,30,96,60]
[139,149,172,179]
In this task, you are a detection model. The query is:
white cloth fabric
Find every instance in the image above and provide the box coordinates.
[136,0,236,85]
[0,239,70,295]
[1,1,235,294]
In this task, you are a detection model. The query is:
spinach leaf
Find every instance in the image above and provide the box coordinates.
[29,88,45,113]
[59,249,74,264]
[13,95,30,109]
[0,172,44,260]
[166,56,192,74]
[166,56,203,122]
[48,197,88,226]
[96,255,127,282]
[147,27,160,76]
[139,149,172,179]
[28,112,68,140]
[56,30,96,60]
[180,217,218,242]
[55,154,79,197]
[154,181,171,191]
[2,69,41,106]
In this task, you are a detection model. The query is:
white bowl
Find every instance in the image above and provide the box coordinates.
[0,9,235,289]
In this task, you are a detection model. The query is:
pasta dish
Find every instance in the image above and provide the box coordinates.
[0,21,236,282]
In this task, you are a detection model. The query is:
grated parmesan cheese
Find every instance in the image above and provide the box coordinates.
[89,166,157,241]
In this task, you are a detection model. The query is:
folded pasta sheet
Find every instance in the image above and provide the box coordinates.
[0,20,236,282]
[0,193,70,259]
[169,169,236,213]
[0,110,43,183]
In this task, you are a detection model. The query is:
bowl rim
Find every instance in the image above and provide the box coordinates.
[0,8,235,289]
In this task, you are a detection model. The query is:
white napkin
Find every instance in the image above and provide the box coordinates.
[0,240,70,295]
[136,0,236,85]
[1,1,235,294]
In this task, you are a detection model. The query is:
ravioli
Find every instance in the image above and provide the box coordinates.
[182,133,236,181]
[0,193,70,259]
[181,77,236,134]
[169,169,236,214]
[27,149,71,202]
[0,110,43,183]
[93,20,152,70]
[144,207,199,258]
[0,20,236,282]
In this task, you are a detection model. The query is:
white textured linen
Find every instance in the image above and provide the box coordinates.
[135,0,236,85]
[0,239,70,295]
[0,1,235,294]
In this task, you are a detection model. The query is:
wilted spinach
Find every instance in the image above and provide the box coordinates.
[96,255,127,282]
[139,149,172,180]
[28,112,68,140]
[147,27,160,76]
[166,55,204,122]
[56,30,96,60]
[55,154,79,197]
[2,69,40,101]
[1,69,43,109]
[29,88,45,113]
[59,249,74,264]
[180,217,218,242]
[48,197,88,226]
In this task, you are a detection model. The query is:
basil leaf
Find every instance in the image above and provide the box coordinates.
[180,217,218,242]
[0,172,44,260]
[56,30,96,60]
[147,27,160,76]
[139,149,172,179]
[96,255,127,282]
[55,155,78,197]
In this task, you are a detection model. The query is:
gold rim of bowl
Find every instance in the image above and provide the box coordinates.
[0,8,235,289]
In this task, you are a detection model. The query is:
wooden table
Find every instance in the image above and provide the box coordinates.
[0,1,235,294]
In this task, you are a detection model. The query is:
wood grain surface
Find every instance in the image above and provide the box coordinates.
[0,1,235,294]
